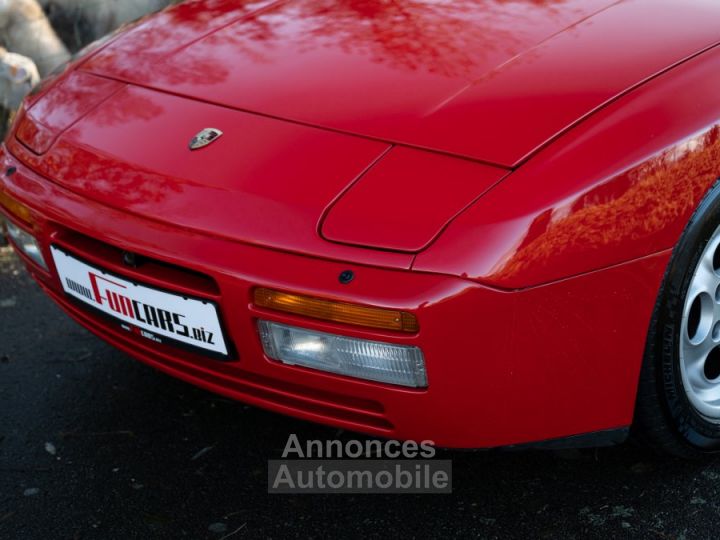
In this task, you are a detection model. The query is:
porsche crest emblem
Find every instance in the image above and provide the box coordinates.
[189,128,223,150]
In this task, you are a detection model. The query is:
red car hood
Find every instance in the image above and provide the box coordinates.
[81,0,720,167]
[12,0,720,260]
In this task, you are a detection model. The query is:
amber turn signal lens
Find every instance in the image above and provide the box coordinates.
[0,189,33,224]
[253,288,419,333]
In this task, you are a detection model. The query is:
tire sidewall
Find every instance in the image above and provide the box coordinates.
[656,179,720,451]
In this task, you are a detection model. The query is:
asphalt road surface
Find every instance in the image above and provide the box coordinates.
[2,245,720,539]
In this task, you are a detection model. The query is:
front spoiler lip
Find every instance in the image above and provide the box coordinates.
[27,275,638,451]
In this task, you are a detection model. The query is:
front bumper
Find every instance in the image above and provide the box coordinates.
[0,145,671,448]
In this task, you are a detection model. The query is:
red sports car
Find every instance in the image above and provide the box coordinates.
[2,0,720,456]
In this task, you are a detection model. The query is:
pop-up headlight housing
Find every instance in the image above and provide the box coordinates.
[15,71,123,154]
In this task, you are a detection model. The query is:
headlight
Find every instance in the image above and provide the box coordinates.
[5,220,47,270]
[258,320,428,388]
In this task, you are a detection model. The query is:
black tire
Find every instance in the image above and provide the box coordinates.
[635,178,720,458]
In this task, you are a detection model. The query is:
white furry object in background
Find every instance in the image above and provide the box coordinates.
[0,47,39,109]
[0,0,70,76]
[38,0,173,43]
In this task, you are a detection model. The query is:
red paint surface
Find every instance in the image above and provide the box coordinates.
[2,0,720,446]
[321,147,508,252]
[83,0,720,166]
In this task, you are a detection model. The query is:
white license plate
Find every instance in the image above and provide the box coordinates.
[51,246,229,357]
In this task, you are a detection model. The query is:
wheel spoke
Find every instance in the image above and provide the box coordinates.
[683,339,714,388]
[687,263,717,300]
[680,230,720,420]
[694,385,720,408]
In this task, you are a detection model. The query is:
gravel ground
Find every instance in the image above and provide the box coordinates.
[2,245,720,539]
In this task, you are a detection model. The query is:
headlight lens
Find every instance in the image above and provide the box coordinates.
[258,320,428,388]
[5,220,47,270]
